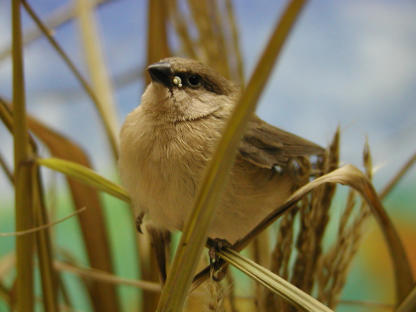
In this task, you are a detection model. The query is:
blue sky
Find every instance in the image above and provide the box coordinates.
[0,0,415,197]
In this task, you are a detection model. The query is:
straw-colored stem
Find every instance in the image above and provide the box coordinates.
[33,167,59,312]
[55,261,161,292]
[0,152,14,185]
[21,0,119,160]
[75,0,119,157]
[12,1,35,311]
[225,0,244,85]
[380,152,416,200]
[168,0,197,59]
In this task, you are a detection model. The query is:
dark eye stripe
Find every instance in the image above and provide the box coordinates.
[174,72,225,95]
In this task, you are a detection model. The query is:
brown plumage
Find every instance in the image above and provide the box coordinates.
[119,56,324,245]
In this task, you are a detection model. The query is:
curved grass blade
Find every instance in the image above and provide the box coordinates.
[193,164,414,303]
[234,164,413,303]
[37,157,130,203]
[156,1,308,310]
[218,248,333,312]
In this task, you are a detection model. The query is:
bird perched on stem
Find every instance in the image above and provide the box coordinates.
[119,57,324,281]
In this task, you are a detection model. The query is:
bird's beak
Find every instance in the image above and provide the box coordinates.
[147,62,172,87]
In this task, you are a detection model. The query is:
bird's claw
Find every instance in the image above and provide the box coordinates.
[208,238,231,282]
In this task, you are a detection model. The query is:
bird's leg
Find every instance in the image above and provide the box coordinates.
[207,238,231,282]
[146,226,170,284]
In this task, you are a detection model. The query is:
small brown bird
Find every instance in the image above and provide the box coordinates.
[119,57,324,277]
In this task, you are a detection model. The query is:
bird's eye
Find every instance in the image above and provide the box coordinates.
[187,74,202,88]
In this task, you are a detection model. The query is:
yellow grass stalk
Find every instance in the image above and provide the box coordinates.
[225,0,245,85]
[167,0,197,59]
[380,151,416,200]
[21,1,119,161]
[75,0,120,160]
[12,1,35,311]
[156,1,308,311]
[147,0,171,67]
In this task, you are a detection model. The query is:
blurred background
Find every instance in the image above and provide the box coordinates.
[0,0,415,311]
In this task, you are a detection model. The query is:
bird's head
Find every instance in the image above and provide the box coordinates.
[141,57,238,123]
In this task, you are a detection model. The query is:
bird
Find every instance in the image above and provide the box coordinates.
[119,57,325,280]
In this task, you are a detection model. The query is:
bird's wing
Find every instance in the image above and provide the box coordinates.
[238,115,325,169]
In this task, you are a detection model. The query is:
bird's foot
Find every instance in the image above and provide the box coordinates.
[208,238,231,282]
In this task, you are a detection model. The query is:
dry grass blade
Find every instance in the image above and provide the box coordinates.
[235,164,413,303]
[26,117,120,312]
[21,1,120,161]
[37,158,130,203]
[397,285,416,312]
[33,166,60,312]
[186,0,230,78]
[0,207,86,237]
[157,1,307,310]
[218,248,333,312]
[12,1,35,311]
[147,0,171,70]
[225,0,244,85]
[55,261,161,293]
[75,0,120,161]
[380,151,416,200]
[167,0,197,58]
[0,0,117,62]
[0,152,13,184]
